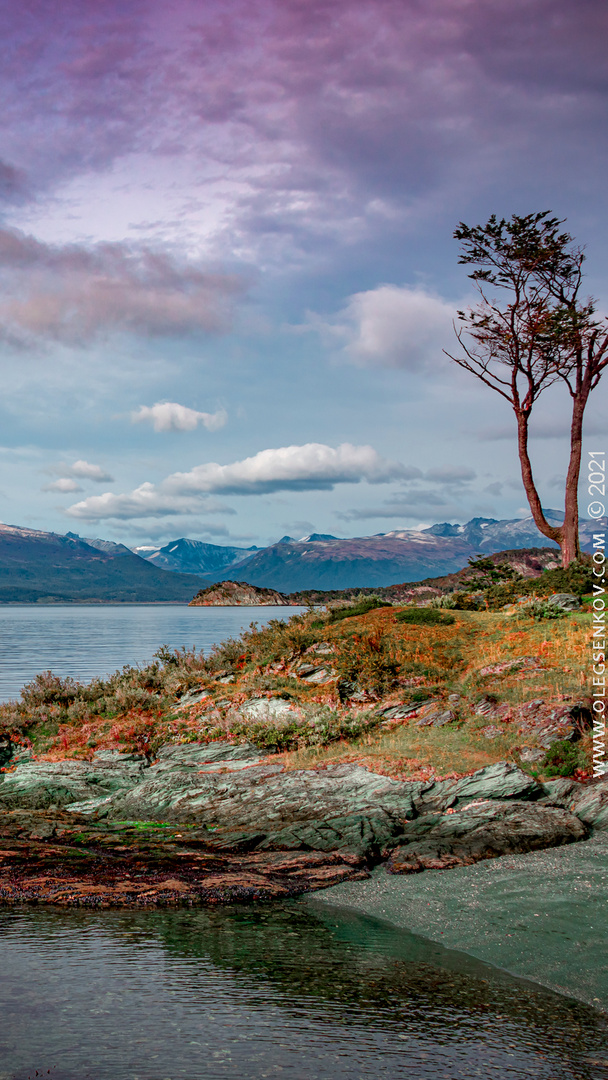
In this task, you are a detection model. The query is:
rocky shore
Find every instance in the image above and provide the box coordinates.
[1,741,605,907]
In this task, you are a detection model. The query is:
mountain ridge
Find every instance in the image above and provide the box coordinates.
[133,509,603,593]
[0,511,602,601]
[0,523,206,603]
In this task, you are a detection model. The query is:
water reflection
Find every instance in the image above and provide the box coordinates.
[0,902,606,1079]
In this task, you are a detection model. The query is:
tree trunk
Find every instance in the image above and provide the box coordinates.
[561,392,586,566]
[516,409,563,550]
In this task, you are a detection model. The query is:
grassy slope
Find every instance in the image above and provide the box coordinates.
[287,547,563,603]
[1,592,592,784]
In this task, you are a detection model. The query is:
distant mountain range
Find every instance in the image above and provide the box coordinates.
[134,510,602,593]
[0,524,204,603]
[0,510,601,601]
[132,537,258,578]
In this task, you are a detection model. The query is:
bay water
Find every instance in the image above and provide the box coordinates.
[1,902,606,1080]
[0,605,304,703]
[1,606,606,1077]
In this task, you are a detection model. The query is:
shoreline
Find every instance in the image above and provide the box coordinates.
[312,834,608,1012]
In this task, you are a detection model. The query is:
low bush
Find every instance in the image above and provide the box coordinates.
[395,607,455,626]
[515,599,567,621]
[328,597,392,623]
[173,704,383,754]
[427,595,459,609]
[542,739,584,777]
[332,629,400,694]
[483,558,594,609]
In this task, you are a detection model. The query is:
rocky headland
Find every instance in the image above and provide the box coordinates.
[189,580,292,606]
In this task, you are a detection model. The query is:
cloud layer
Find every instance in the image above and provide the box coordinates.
[66,442,407,520]
[131,402,228,433]
[2,1,607,270]
[0,229,241,346]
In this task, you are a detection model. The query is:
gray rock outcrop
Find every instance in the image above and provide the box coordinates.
[415,761,541,814]
[547,593,581,611]
[104,760,421,830]
[1,746,605,883]
[0,752,148,810]
[385,800,587,873]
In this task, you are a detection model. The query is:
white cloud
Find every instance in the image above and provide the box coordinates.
[165,443,407,496]
[66,442,407,521]
[66,485,236,521]
[131,402,227,433]
[53,459,114,482]
[42,478,83,493]
[317,284,459,370]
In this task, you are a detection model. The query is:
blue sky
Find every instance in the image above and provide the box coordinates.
[0,0,606,548]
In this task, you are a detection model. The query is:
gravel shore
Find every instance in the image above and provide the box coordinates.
[313,835,608,1011]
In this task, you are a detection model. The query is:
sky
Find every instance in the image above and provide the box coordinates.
[0,0,607,549]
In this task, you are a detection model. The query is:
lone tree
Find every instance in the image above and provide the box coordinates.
[446,211,608,566]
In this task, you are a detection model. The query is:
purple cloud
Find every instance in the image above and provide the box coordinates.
[0,228,242,344]
[1,0,605,266]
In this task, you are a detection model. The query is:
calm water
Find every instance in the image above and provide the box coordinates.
[0,605,304,702]
[1,902,606,1080]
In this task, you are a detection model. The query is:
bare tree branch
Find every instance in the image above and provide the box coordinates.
[449,211,608,566]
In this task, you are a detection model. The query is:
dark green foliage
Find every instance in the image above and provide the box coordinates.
[537,559,595,597]
[542,739,584,778]
[396,607,456,625]
[328,597,392,623]
[461,556,523,607]
[483,584,522,610]
[466,556,521,589]
[483,558,595,609]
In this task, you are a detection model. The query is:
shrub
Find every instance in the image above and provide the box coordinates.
[236,615,316,665]
[328,597,392,623]
[20,671,83,709]
[543,739,584,777]
[395,607,455,626]
[427,594,458,609]
[465,556,522,590]
[332,628,400,694]
[448,593,485,611]
[537,558,595,597]
[516,598,567,621]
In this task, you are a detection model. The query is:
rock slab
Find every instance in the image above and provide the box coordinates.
[386,800,587,874]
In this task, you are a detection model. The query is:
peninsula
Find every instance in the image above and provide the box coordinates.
[0,553,603,920]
